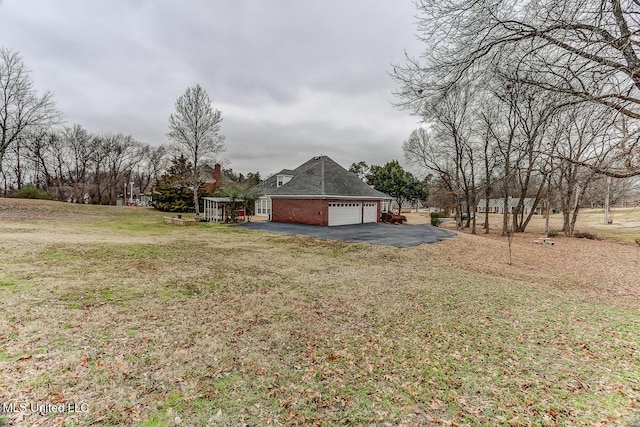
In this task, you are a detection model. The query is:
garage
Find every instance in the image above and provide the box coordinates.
[328,202,362,226]
[267,156,391,226]
[363,202,378,223]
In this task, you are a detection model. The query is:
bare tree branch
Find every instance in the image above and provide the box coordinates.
[167,85,225,215]
[0,47,61,174]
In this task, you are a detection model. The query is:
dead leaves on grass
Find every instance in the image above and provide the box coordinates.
[2,201,640,425]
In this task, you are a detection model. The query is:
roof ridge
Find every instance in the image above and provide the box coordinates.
[267,155,391,199]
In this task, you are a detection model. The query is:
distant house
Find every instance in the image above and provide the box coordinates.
[256,155,391,226]
[202,164,234,192]
[477,197,542,215]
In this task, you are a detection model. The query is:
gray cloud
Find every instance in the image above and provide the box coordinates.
[0,0,424,176]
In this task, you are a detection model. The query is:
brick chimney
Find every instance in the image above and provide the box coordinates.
[214,163,222,184]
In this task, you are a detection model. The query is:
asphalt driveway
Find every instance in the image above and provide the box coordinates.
[239,221,456,248]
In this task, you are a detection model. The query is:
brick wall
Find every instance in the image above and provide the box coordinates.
[271,199,382,226]
[271,199,328,226]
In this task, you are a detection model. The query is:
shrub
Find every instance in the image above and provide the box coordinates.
[430,211,443,227]
[10,185,53,200]
[573,231,598,240]
[547,229,559,238]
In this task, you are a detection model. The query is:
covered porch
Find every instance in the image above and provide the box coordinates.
[202,197,246,222]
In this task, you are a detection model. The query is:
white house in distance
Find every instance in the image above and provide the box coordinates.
[476,197,542,215]
[255,155,391,226]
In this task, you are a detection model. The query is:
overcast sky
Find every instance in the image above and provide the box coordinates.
[0,0,424,177]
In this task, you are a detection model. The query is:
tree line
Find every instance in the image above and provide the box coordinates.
[393,0,640,236]
[2,123,167,204]
[0,47,170,203]
[0,46,250,210]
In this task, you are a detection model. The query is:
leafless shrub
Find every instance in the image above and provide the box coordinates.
[573,231,598,240]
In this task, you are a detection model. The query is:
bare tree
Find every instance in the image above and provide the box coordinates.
[404,127,459,217]
[133,144,167,195]
[479,104,502,234]
[94,133,144,205]
[7,134,25,189]
[505,81,559,232]
[476,79,521,236]
[553,105,637,234]
[26,130,69,199]
[60,125,95,202]
[405,84,479,231]
[437,87,477,231]
[167,85,225,216]
[0,48,61,178]
[63,125,92,182]
[394,0,640,177]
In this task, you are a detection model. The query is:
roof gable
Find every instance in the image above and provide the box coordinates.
[259,169,297,195]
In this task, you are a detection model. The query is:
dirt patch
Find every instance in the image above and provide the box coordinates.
[399,210,640,305]
[419,232,639,302]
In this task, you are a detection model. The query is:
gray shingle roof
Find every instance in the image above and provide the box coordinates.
[268,156,390,199]
[259,169,296,196]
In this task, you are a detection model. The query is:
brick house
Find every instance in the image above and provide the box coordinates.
[255,155,391,226]
[201,163,234,192]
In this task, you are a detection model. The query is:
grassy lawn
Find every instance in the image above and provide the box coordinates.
[1,199,639,426]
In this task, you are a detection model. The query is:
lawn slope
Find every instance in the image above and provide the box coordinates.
[0,199,639,426]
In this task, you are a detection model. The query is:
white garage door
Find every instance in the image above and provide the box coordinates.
[363,202,378,223]
[328,202,362,226]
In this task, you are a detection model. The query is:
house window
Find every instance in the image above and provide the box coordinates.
[255,198,272,216]
[276,174,293,187]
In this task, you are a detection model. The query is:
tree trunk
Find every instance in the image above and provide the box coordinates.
[192,168,200,216]
[516,174,548,232]
[484,205,490,234]
[502,194,509,236]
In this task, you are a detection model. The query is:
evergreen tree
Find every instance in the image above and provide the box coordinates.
[367,160,428,213]
[246,172,261,187]
[152,155,200,212]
